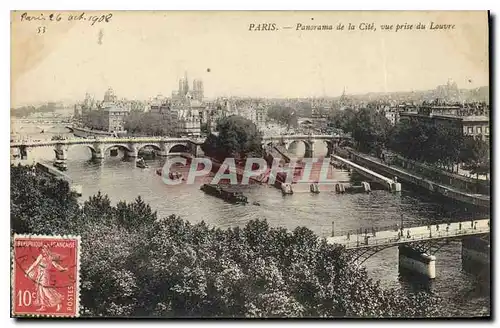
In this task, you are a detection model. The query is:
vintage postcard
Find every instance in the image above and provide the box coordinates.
[10,11,490,318]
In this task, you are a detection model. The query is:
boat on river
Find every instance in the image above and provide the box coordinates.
[136,158,148,169]
[53,160,67,171]
[200,184,248,204]
[168,171,184,181]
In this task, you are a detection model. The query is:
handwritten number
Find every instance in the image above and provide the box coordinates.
[37,26,46,34]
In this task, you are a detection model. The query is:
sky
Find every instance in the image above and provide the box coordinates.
[11,11,489,106]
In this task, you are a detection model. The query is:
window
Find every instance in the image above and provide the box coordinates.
[477,127,482,134]
[467,127,474,134]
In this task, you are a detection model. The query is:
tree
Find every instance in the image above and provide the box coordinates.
[389,120,464,171]
[82,110,108,131]
[461,136,490,179]
[11,104,55,118]
[202,115,263,160]
[327,108,356,133]
[124,112,175,136]
[351,108,392,156]
[267,106,298,130]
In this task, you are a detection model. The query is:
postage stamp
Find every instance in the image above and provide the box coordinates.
[11,234,81,317]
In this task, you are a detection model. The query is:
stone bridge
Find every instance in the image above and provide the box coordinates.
[262,134,351,158]
[10,137,203,161]
[10,134,350,161]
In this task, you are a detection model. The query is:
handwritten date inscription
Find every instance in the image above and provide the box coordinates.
[20,12,113,31]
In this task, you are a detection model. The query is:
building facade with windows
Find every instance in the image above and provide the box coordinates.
[103,103,129,132]
[399,111,490,142]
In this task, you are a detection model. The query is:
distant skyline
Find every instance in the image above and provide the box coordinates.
[11,11,489,107]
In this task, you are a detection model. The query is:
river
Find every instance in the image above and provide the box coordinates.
[14,125,490,317]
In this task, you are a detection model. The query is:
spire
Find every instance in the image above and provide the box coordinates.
[184,71,189,94]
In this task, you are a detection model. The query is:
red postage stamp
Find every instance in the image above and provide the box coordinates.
[11,234,81,317]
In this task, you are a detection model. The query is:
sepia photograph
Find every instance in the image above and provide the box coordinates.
[10,10,491,319]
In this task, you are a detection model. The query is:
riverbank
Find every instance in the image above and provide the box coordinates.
[343,148,490,210]
[11,159,83,196]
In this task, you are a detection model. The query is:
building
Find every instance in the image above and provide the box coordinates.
[74,93,97,117]
[192,79,204,101]
[149,73,208,137]
[176,116,201,137]
[462,116,490,142]
[102,103,129,132]
[103,87,118,103]
[99,88,129,132]
[399,110,490,142]
[384,109,399,125]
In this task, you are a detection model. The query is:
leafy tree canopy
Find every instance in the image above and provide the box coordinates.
[124,112,176,136]
[202,115,263,160]
[267,106,298,130]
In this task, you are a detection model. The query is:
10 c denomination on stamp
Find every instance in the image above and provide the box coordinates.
[11,234,81,317]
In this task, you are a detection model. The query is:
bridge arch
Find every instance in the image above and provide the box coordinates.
[311,139,335,158]
[345,238,466,266]
[137,144,162,154]
[104,144,132,155]
[169,144,190,154]
[66,144,97,159]
[286,140,314,158]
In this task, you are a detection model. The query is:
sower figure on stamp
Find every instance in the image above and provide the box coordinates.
[25,244,68,312]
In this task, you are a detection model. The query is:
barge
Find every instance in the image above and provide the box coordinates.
[200,184,248,204]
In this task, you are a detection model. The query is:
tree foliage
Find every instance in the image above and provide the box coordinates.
[201,115,263,160]
[11,165,441,318]
[11,103,56,118]
[460,136,490,177]
[124,112,176,136]
[82,110,108,131]
[267,106,298,130]
[351,108,392,155]
[389,119,464,169]
[327,108,357,133]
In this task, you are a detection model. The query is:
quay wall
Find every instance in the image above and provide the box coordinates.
[345,149,490,209]
[35,162,82,196]
[391,154,490,195]
[71,126,114,138]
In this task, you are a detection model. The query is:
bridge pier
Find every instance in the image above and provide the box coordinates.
[188,143,203,157]
[127,144,138,158]
[158,142,170,157]
[92,144,104,160]
[54,144,68,161]
[19,146,31,160]
[461,236,490,276]
[398,245,436,279]
[326,142,335,157]
[304,141,315,158]
[390,181,402,192]
[54,149,67,161]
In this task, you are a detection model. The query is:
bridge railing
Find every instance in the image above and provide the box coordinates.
[327,219,489,238]
[328,226,490,249]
